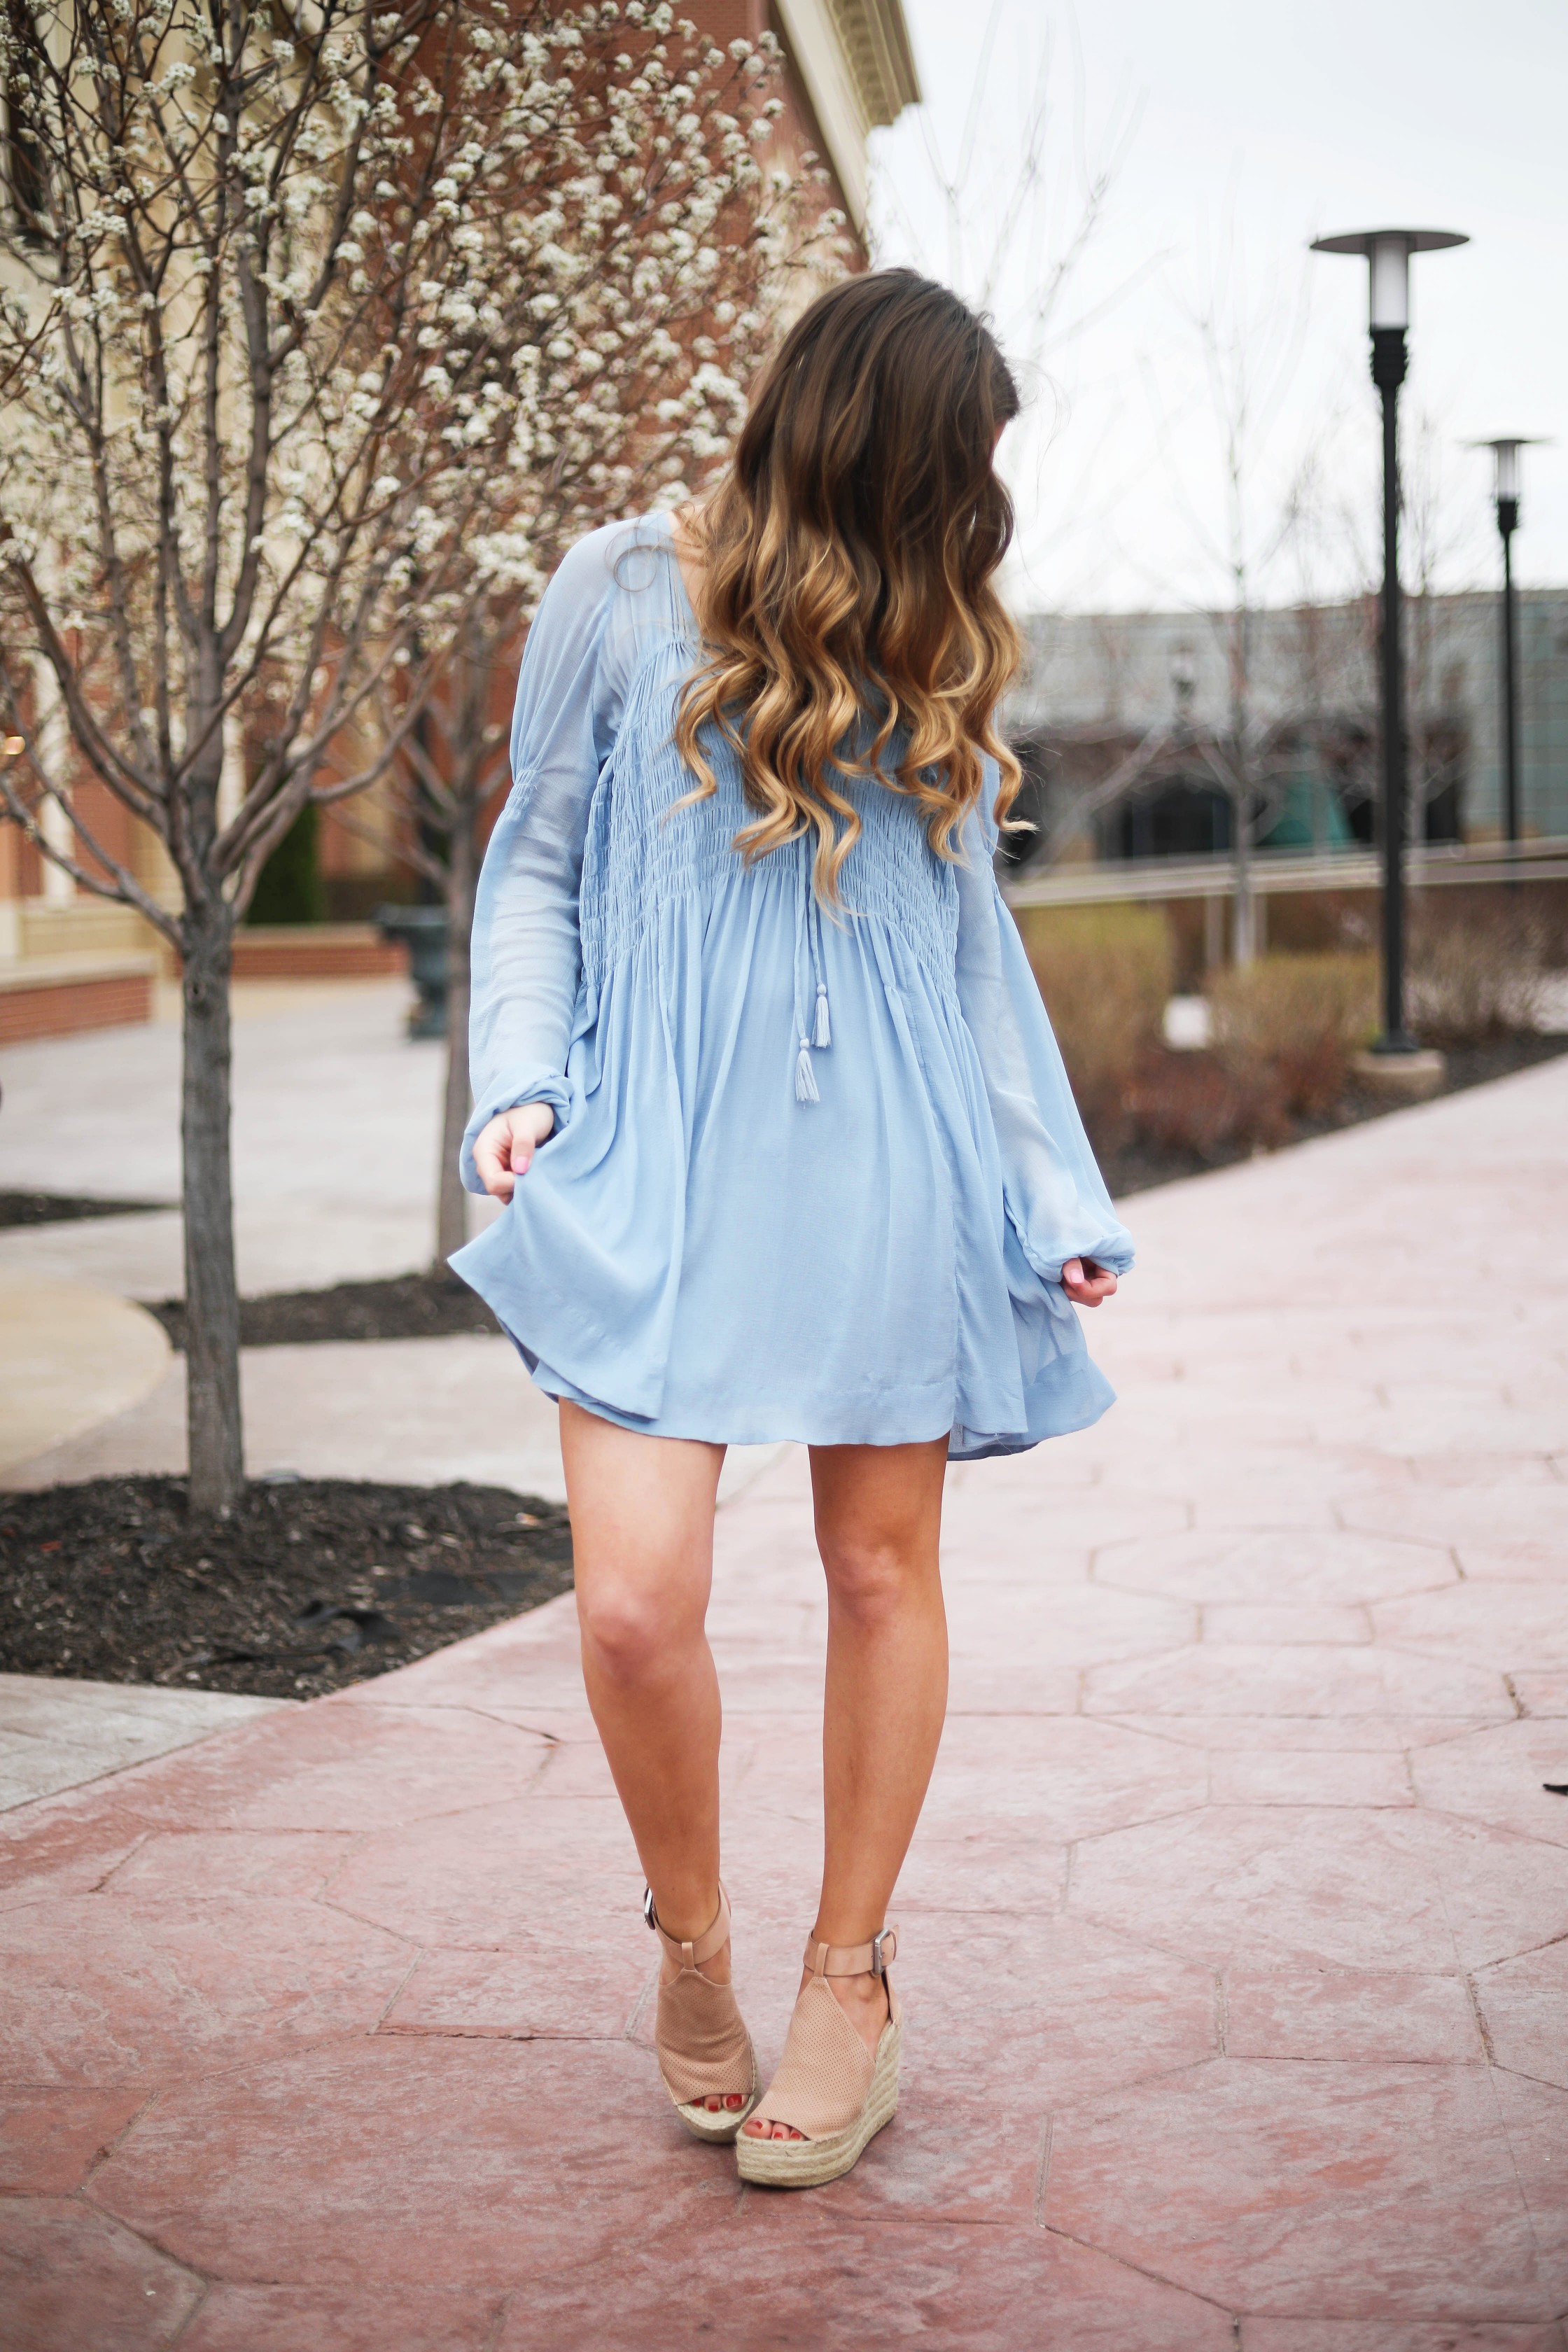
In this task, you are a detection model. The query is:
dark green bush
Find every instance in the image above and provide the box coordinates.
[247,802,326,927]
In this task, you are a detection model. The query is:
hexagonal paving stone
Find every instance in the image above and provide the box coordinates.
[1241,2320,1566,2348]
[99,1701,552,1833]
[1092,1530,1457,1608]
[921,1716,1209,1843]
[0,1808,148,1916]
[1474,1941,1568,2092]
[1410,1721,1568,1849]
[1489,2069,1568,2276]
[1186,1466,1397,1535]
[1202,1603,1373,1646]
[944,1652,1082,1716]
[0,1893,411,2086]
[90,2038,733,2288]
[1222,1968,1481,2063]
[380,1941,650,2045]
[943,1485,1194,1568]
[1409,1450,1568,1492]
[177,2286,505,2351]
[942,1579,1197,1672]
[0,2197,202,2352]
[1084,1643,1511,1723]
[105,1829,357,1900]
[893,1910,1219,2110]
[496,2210,1237,2350]
[0,2086,147,2194]
[1340,1488,1567,1581]
[1514,1672,1568,1718]
[1312,1393,1567,1458]
[892,1817,1069,1917]
[1042,2058,1558,2317]
[1068,1806,1568,1972]
[1373,1582,1568,1672]
[325,1793,640,1952]
[1110,1712,1481,1755]
[1205,1749,1415,1806]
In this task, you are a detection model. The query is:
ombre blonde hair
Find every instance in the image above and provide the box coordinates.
[673,270,1023,900]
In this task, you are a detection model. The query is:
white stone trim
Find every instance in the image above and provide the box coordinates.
[774,0,919,231]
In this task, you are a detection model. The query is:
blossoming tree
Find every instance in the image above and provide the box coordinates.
[0,0,823,1508]
[360,18,831,1266]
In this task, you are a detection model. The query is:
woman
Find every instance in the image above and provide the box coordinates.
[453,270,1131,2188]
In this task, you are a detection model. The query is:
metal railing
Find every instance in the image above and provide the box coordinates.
[1002,834,1568,910]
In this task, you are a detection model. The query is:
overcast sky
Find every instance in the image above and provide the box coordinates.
[867,0,1568,616]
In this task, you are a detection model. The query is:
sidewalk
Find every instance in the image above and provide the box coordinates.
[0,980,491,1301]
[4,1058,1566,2347]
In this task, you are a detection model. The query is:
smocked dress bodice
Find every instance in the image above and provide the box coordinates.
[451,513,1133,1457]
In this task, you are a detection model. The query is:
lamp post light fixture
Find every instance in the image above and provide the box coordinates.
[1470,437,1547,875]
[1310,228,1468,1063]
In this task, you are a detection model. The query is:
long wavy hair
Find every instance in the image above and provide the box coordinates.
[673,269,1023,900]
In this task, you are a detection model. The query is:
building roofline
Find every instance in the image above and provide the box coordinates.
[1014,584,1568,631]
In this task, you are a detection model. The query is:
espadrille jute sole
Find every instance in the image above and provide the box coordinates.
[671,2050,762,2145]
[734,2016,901,2187]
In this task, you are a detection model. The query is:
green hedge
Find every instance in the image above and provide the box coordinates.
[248,802,326,927]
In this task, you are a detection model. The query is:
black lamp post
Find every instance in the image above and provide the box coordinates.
[1311,228,1468,1058]
[1472,438,1546,876]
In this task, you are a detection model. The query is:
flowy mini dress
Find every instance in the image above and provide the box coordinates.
[451,514,1134,1459]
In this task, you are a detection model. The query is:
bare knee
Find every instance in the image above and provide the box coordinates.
[819,1536,924,1632]
[577,1576,693,1688]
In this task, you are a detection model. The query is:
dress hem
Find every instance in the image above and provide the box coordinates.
[512,1334,1112,1462]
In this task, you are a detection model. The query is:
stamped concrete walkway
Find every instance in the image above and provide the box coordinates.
[4,1058,1567,2348]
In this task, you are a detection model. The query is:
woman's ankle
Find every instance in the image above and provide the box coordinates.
[662,1939,731,1987]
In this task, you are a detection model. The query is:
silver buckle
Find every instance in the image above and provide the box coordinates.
[643,1885,659,1933]
[869,1926,892,1977]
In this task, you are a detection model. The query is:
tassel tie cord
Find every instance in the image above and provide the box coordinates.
[792,847,832,1105]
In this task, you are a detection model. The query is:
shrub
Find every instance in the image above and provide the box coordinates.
[1408,896,1552,1044]
[1207,951,1377,1119]
[1016,904,1175,1146]
[1124,1045,1289,1161]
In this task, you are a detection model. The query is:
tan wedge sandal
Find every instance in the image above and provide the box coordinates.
[734,1925,901,2187]
[645,1882,762,2144]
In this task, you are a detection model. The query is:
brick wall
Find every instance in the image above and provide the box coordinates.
[0,966,153,1046]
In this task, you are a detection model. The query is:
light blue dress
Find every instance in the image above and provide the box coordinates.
[451,513,1133,1459]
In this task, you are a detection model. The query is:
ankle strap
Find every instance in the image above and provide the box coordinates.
[643,1880,732,1970]
[802,1924,897,1979]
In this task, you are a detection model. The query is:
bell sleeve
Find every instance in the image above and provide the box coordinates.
[460,538,622,1194]
[954,789,1135,1286]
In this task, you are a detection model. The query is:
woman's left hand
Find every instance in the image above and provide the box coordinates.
[1062,1256,1117,1308]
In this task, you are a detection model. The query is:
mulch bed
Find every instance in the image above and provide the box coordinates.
[0,1476,573,1700]
[1098,1030,1568,1198]
[148,1270,500,1352]
[0,1191,169,1228]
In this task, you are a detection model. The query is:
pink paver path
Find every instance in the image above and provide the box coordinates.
[5,1060,1568,2349]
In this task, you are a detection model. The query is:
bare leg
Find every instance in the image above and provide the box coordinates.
[744,1434,950,2140]
[559,1400,744,2115]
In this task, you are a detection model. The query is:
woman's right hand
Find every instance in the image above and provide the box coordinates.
[472,1102,556,1200]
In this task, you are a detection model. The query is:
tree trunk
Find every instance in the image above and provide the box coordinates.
[434,813,477,1270]
[181,901,244,1512]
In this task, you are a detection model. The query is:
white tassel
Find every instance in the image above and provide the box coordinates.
[794,1037,819,1102]
[813,983,831,1049]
